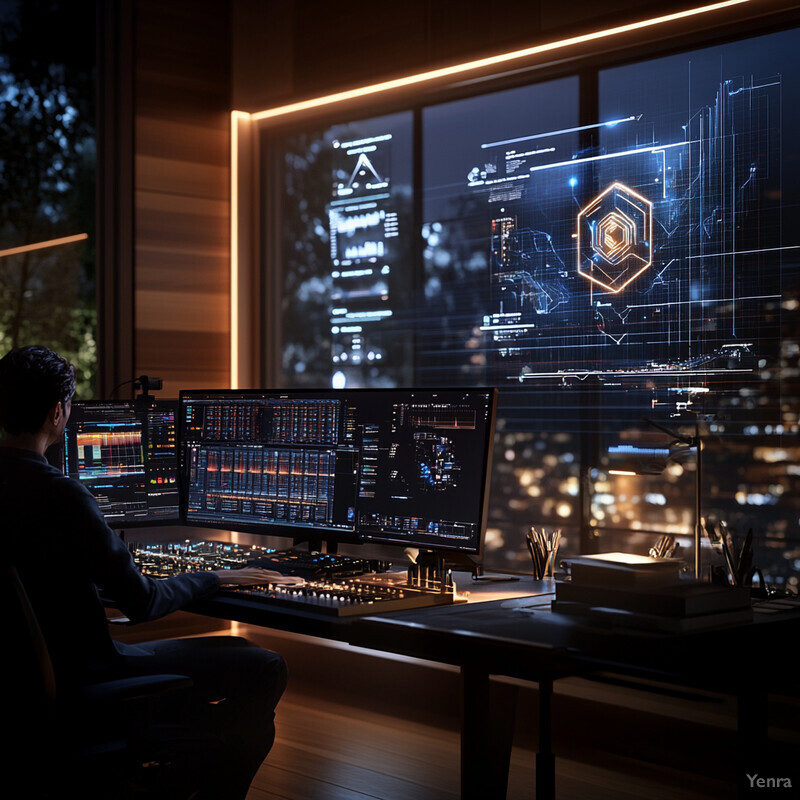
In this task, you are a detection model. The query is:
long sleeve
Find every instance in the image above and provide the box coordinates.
[2,446,221,684]
[61,477,221,623]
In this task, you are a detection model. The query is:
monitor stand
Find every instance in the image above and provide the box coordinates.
[407,550,482,592]
[442,551,484,578]
[291,536,337,555]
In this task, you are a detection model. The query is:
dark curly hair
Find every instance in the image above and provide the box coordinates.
[0,346,76,436]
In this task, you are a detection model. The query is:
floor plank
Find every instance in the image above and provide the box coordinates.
[113,620,794,799]
[248,691,731,800]
[250,696,460,800]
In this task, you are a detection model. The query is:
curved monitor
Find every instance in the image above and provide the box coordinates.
[179,388,496,554]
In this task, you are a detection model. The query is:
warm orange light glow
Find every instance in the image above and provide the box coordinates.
[246,1,749,122]
[230,111,249,389]
[0,233,89,260]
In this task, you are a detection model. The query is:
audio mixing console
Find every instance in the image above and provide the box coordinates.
[223,571,460,616]
[129,540,462,616]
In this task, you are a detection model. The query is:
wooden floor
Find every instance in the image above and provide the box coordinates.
[112,615,799,800]
[239,623,742,800]
[247,689,732,800]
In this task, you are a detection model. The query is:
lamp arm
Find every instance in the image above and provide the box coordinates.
[642,416,703,578]
[640,416,698,445]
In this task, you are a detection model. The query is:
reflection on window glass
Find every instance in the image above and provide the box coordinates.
[421,78,581,396]
[276,111,414,390]
[271,29,799,588]
[595,29,800,590]
[0,1,96,397]
[421,77,583,570]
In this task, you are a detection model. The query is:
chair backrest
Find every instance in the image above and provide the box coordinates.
[4,564,56,700]
[2,564,59,783]
[2,564,205,797]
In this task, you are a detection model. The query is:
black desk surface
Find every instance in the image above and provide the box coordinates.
[190,572,800,693]
[349,591,800,693]
[185,573,800,800]
[188,571,554,643]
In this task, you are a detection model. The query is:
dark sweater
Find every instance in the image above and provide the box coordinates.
[0,446,219,687]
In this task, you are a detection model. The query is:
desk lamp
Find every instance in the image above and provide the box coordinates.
[607,417,706,579]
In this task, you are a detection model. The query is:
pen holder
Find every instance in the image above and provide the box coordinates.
[527,526,561,580]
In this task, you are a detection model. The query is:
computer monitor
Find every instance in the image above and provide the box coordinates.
[60,400,181,527]
[179,388,496,554]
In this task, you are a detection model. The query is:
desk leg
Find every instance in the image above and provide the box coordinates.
[537,678,555,800]
[460,666,516,800]
[737,686,769,797]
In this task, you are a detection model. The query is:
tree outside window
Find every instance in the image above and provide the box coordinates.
[0,0,96,397]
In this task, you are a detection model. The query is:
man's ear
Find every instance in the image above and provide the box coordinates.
[48,400,63,427]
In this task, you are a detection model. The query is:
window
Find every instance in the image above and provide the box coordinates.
[0,0,96,397]
[264,26,800,587]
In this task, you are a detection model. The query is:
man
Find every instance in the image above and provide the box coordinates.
[0,345,289,799]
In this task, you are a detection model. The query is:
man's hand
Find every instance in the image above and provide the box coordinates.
[215,567,305,587]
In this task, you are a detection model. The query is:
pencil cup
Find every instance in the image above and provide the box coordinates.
[527,526,561,580]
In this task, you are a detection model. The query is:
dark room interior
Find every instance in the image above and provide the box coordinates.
[2,1,800,798]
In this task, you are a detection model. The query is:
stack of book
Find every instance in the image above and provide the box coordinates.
[553,553,752,632]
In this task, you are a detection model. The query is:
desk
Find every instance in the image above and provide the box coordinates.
[349,595,800,800]
[190,578,800,800]
[348,593,573,800]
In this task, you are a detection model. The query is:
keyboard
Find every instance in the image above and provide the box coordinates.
[220,571,461,617]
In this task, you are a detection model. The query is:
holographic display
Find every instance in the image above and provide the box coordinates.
[270,27,800,584]
[276,112,414,389]
[422,38,795,433]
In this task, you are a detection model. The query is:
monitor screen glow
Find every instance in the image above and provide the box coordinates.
[179,388,496,554]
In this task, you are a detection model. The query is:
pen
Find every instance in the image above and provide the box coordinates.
[719,520,737,585]
[736,528,753,586]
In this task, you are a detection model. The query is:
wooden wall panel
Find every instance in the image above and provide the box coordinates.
[133,0,232,394]
[231,0,719,113]
[137,117,230,165]
[136,330,230,397]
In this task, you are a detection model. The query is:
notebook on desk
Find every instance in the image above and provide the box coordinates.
[554,553,753,632]
[562,552,684,589]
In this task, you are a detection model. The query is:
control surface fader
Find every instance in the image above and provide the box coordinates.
[223,571,462,616]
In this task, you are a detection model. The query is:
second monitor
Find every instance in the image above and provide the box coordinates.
[179,388,496,554]
[61,399,180,527]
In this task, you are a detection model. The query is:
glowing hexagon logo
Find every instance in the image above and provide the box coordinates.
[577,182,653,294]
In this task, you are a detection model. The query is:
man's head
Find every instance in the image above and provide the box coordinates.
[0,345,76,437]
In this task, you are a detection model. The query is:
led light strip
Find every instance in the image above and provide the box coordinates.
[248,1,749,121]
[230,0,753,384]
[0,233,88,260]
[230,111,248,388]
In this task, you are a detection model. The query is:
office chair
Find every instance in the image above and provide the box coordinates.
[3,564,208,799]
